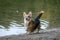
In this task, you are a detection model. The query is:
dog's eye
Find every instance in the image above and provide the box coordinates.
[28,16,31,18]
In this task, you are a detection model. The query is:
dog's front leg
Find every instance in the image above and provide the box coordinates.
[37,25,41,33]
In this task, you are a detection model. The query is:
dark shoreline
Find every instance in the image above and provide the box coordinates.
[0,28,60,40]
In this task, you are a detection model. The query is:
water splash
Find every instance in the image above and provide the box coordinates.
[0,20,49,37]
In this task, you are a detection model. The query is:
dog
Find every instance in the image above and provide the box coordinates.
[27,11,44,33]
[23,11,44,33]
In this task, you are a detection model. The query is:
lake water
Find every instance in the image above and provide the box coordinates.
[0,20,49,37]
[0,0,60,37]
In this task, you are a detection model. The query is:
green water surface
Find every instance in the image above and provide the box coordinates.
[0,0,60,28]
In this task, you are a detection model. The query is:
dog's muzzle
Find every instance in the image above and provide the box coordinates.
[26,16,31,21]
[26,18,30,21]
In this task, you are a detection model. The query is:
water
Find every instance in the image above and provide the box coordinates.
[0,20,49,37]
[0,0,60,37]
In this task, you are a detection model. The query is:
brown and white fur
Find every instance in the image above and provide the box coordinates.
[23,11,44,34]
[23,12,32,30]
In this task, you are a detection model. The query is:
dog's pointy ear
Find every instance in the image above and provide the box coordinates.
[28,11,32,17]
[23,12,26,17]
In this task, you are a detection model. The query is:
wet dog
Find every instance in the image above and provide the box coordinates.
[27,11,44,33]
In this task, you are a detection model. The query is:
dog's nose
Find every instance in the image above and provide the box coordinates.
[28,16,31,18]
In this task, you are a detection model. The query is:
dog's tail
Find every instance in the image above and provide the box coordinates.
[32,11,44,32]
[36,11,44,19]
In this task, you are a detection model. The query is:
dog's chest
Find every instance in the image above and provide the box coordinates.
[24,19,30,27]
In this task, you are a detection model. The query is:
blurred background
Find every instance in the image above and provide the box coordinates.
[0,0,60,29]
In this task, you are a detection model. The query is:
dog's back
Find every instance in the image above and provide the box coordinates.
[27,11,44,33]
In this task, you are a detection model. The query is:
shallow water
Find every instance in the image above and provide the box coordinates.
[0,20,49,37]
[0,0,60,37]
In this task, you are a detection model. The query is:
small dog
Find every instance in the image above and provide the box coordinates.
[23,11,44,33]
[27,11,44,33]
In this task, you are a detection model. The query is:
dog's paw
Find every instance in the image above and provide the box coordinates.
[26,32,33,35]
[26,32,30,34]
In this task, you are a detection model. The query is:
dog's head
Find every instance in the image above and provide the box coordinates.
[23,12,32,22]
